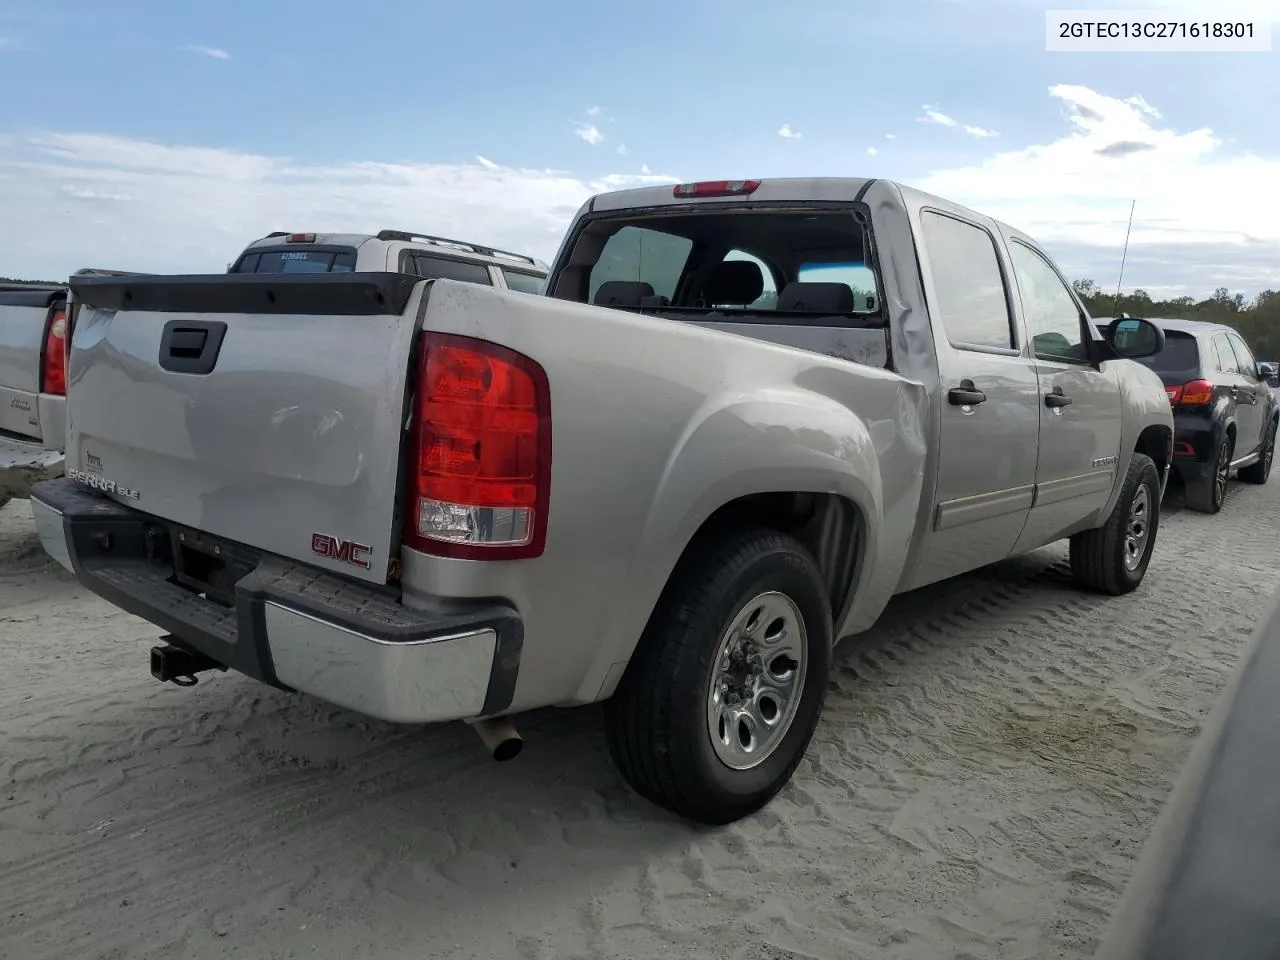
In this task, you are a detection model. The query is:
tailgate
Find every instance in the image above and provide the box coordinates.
[0,288,62,441]
[64,272,426,584]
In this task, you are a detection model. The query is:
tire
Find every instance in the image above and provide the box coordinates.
[1185,433,1234,514]
[0,496,9,512]
[603,527,833,825]
[1069,452,1161,595]
[1239,419,1276,485]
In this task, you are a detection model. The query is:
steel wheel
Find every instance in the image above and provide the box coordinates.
[1123,483,1151,571]
[705,591,808,771]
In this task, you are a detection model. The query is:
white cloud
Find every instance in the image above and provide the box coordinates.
[916,84,1280,293]
[867,147,878,157]
[185,44,230,60]
[885,133,897,140]
[778,123,802,139]
[572,122,604,145]
[586,105,602,117]
[641,163,651,174]
[918,105,998,138]
[617,143,629,156]
[0,131,677,280]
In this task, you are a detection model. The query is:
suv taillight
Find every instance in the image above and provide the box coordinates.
[1178,379,1215,406]
[41,307,68,396]
[403,332,551,560]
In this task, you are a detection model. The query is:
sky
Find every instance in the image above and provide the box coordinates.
[1,0,1279,298]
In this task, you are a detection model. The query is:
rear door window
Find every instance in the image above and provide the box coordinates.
[919,211,1014,350]
[410,255,493,285]
[501,269,546,295]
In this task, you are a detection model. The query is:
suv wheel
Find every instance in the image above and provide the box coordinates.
[603,527,833,825]
[1187,433,1234,513]
[1239,419,1276,485]
[1069,452,1161,595]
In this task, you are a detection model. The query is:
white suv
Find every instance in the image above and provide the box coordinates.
[229,229,548,294]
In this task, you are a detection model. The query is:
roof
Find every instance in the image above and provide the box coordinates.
[241,231,548,273]
[1097,316,1231,336]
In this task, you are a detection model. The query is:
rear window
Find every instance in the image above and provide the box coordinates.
[232,248,356,273]
[1137,330,1200,373]
[501,269,546,295]
[566,210,881,321]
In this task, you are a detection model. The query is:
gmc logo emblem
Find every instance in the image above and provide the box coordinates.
[310,533,372,570]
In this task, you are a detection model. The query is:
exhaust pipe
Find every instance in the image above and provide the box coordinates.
[469,716,523,761]
[150,638,225,686]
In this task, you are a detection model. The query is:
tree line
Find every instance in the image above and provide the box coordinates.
[1073,280,1280,361]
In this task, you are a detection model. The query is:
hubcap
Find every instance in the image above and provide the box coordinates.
[705,591,808,771]
[1123,483,1151,571]
[1215,440,1232,505]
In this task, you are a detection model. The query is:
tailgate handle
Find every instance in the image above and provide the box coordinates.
[159,320,228,375]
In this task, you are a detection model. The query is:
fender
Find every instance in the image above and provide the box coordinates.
[1096,360,1174,523]
[576,374,928,704]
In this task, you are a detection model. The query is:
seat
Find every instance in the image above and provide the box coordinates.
[594,280,655,307]
[704,260,764,307]
[776,281,855,313]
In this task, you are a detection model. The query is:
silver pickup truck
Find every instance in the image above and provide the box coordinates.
[30,177,1174,824]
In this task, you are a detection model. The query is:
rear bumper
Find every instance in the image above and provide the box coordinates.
[28,477,522,723]
[0,433,64,500]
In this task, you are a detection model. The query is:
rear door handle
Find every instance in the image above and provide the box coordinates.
[1045,392,1073,408]
[948,382,987,406]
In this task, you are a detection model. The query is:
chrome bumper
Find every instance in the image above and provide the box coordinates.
[28,477,522,724]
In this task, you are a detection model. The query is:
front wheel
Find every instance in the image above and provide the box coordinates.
[603,527,833,825]
[1069,451,1161,595]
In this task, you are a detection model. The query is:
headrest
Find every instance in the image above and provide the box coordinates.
[593,280,655,307]
[776,281,855,314]
[705,260,764,306]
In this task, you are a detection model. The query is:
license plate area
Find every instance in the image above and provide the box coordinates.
[170,526,259,607]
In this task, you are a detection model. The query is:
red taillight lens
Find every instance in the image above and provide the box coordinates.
[672,179,760,198]
[1178,379,1215,405]
[41,308,67,396]
[404,332,551,560]
[286,233,316,243]
[1165,385,1182,404]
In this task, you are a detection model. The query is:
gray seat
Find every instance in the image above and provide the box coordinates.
[705,260,764,306]
[594,280,655,307]
[776,281,854,313]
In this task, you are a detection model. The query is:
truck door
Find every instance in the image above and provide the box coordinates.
[906,209,1041,590]
[1004,239,1124,552]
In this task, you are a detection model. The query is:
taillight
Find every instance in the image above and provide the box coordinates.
[672,179,760,198]
[1178,379,1215,405]
[41,308,68,396]
[1165,385,1182,404]
[286,233,316,243]
[403,332,551,560]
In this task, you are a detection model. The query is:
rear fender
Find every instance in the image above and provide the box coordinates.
[580,379,927,703]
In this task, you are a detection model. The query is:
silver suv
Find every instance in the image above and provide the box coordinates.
[229,229,548,293]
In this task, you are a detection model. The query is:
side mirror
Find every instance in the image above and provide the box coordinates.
[1256,361,1277,382]
[1105,317,1165,360]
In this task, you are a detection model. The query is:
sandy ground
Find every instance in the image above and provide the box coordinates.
[2,480,1279,960]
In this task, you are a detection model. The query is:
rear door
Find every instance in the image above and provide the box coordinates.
[1223,331,1265,455]
[907,209,1041,589]
[64,272,425,584]
[1004,238,1123,551]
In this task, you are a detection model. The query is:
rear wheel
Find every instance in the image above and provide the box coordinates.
[1239,419,1276,485]
[603,527,832,825]
[1186,433,1234,513]
[1069,452,1161,595]
[0,495,9,512]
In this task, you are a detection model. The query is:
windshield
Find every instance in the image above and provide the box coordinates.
[1136,330,1199,374]
[232,247,356,273]
[562,210,882,321]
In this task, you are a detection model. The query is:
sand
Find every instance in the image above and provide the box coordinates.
[2,477,1278,960]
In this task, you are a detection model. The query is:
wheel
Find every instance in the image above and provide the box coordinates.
[1185,433,1234,513]
[1069,451,1161,595]
[603,527,833,825]
[1239,419,1276,485]
[0,495,9,512]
